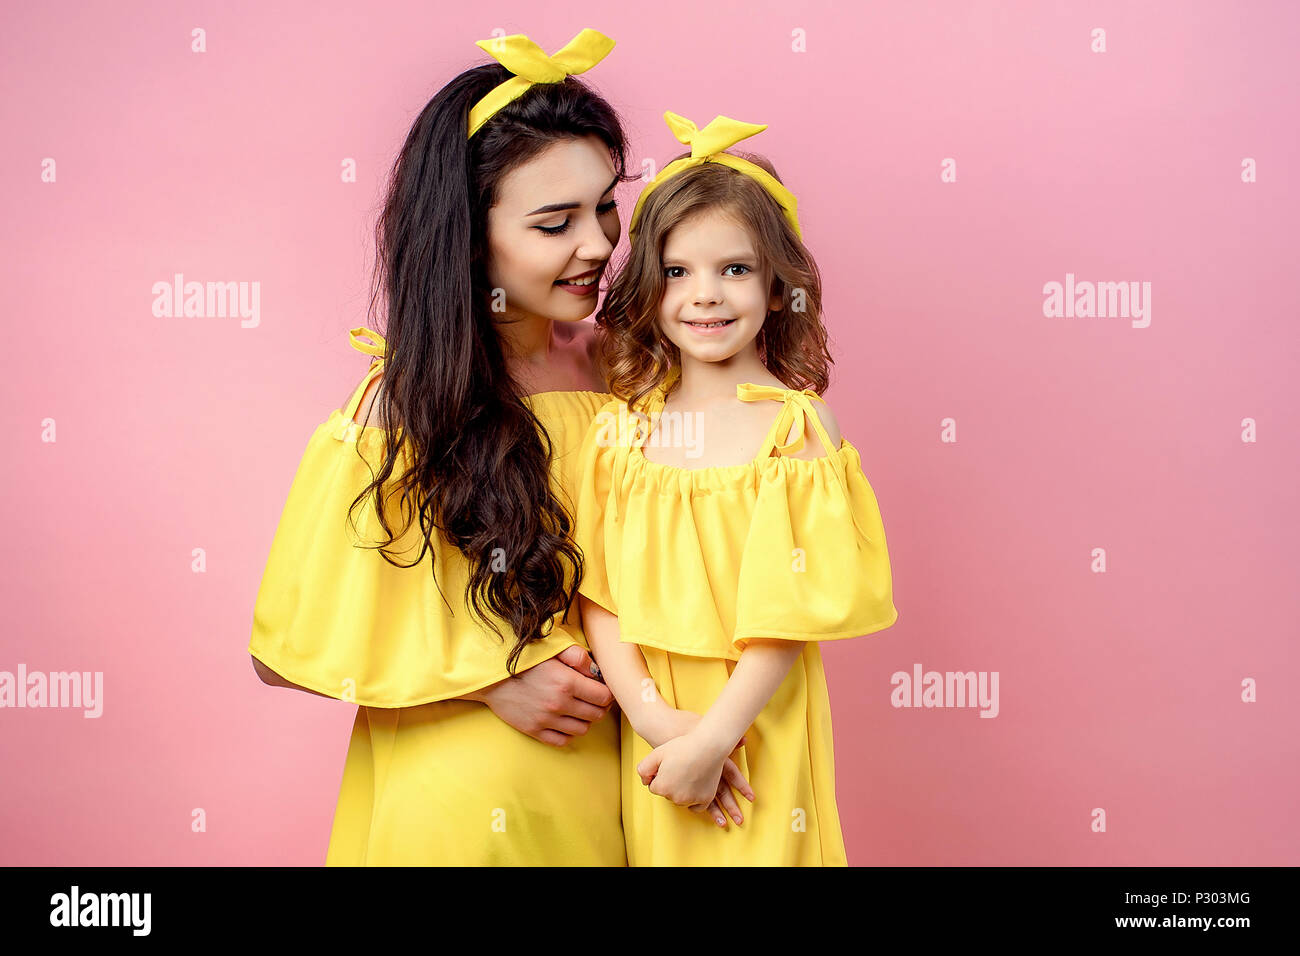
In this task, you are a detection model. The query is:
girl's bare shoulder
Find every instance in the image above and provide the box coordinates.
[782,397,842,459]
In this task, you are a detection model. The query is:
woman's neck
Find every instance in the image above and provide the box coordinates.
[496,312,557,365]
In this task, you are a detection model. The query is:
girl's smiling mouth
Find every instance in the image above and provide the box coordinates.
[683,318,738,332]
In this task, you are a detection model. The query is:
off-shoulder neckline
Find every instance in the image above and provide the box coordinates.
[328,388,612,434]
[599,384,847,476]
[629,435,854,477]
[523,388,612,400]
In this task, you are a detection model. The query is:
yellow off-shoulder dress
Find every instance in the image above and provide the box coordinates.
[574,368,899,866]
[249,327,625,866]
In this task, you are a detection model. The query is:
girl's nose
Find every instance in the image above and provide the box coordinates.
[693,277,722,305]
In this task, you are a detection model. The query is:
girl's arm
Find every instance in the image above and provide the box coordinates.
[579,595,674,742]
[685,639,805,761]
[636,638,802,810]
[582,594,755,827]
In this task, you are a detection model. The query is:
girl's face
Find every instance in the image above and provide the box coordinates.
[656,209,783,365]
[485,135,621,323]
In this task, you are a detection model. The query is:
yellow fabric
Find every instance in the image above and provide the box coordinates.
[249,327,624,865]
[628,111,802,240]
[574,374,898,865]
[467,28,616,139]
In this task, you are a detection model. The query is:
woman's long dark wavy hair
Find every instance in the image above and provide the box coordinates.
[345,63,630,673]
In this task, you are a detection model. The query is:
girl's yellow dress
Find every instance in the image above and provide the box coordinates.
[248,327,625,866]
[574,369,899,866]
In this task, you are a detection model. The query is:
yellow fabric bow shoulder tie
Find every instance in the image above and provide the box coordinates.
[628,110,802,240]
[735,382,822,455]
[735,382,873,544]
[348,326,386,361]
[468,28,616,138]
[337,327,389,436]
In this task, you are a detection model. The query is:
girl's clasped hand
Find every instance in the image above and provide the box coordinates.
[636,705,754,828]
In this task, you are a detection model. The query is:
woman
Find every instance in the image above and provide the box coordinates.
[248,30,630,865]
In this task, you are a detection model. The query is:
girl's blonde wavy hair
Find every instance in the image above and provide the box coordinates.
[596,150,832,414]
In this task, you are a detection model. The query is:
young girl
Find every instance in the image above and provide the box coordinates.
[574,112,899,866]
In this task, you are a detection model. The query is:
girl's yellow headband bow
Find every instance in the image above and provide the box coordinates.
[467,28,616,139]
[628,111,803,241]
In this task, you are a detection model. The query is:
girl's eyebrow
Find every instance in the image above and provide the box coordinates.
[526,173,621,216]
[663,252,757,264]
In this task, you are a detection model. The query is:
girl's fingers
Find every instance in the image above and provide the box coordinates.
[703,800,727,827]
[721,759,756,802]
[636,749,664,780]
[715,783,745,826]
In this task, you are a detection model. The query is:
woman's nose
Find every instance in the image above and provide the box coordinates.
[576,215,614,262]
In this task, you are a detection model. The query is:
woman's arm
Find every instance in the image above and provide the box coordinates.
[251,654,336,699]
[579,594,673,742]
[467,645,614,748]
[251,647,612,748]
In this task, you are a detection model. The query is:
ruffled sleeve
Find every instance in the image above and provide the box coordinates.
[248,329,587,708]
[573,398,630,616]
[730,441,898,653]
[248,416,587,707]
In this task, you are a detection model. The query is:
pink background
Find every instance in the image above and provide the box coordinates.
[2,1,1296,865]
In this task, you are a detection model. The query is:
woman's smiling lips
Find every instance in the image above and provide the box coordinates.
[555,266,602,295]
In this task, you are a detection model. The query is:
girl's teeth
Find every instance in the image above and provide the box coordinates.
[689,320,733,328]
[560,275,596,285]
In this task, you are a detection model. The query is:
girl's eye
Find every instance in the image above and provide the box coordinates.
[536,200,618,236]
[663,264,752,278]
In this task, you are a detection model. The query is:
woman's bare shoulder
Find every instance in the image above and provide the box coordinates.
[341,373,384,426]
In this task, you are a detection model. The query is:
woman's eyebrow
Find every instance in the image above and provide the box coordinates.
[525,173,621,216]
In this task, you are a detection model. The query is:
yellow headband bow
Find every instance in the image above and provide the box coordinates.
[467,28,616,139]
[628,111,802,241]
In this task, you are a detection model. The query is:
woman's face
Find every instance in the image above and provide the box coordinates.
[485,135,621,324]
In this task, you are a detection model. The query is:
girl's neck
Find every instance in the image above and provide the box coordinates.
[671,352,783,406]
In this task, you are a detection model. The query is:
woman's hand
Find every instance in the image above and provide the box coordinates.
[638,706,754,829]
[469,645,614,747]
